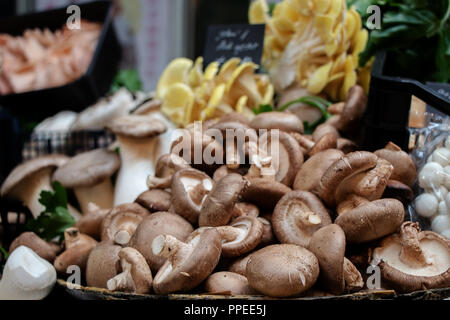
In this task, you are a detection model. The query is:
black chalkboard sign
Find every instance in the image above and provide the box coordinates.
[203,24,265,67]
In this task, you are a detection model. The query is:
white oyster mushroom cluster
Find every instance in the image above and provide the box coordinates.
[415,136,450,238]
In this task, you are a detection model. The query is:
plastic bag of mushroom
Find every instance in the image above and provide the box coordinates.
[409,115,450,239]
[1,85,449,300]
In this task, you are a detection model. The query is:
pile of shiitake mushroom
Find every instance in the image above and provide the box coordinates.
[4,85,450,298]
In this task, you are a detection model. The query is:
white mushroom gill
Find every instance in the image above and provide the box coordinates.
[373,240,450,277]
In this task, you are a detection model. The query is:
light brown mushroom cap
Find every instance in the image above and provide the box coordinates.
[328,102,345,115]
[52,149,120,188]
[199,173,249,227]
[217,112,250,125]
[107,115,167,138]
[336,85,367,132]
[334,158,394,203]
[152,228,222,294]
[216,216,264,258]
[293,149,344,193]
[1,154,69,197]
[128,211,194,272]
[53,228,98,273]
[318,151,378,207]
[106,247,153,294]
[204,272,258,295]
[86,242,122,289]
[9,232,61,263]
[213,165,247,182]
[308,224,346,294]
[257,215,276,247]
[374,142,417,187]
[250,112,304,133]
[371,222,450,292]
[242,178,292,210]
[135,189,171,212]
[337,138,358,154]
[75,203,110,239]
[100,203,150,245]
[246,244,319,297]
[272,191,331,247]
[171,168,213,224]
[335,198,404,243]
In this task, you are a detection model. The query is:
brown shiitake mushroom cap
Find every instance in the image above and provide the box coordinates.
[334,158,393,204]
[335,198,404,243]
[86,242,122,289]
[309,133,338,157]
[246,244,319,297]
[231,202,259,220]
[371,222,450,292]
[293,149,344,193]
[100,203,150,245]
[128,211,194,272]
[204,272,258,295]
[171,168,213,224]
[318,151,378,207]
[374,142,417,187]
[260,131,304,187]
[9,232,61,263]
[213,165,248,182]
[52,149,120,189]
[272,191,331,247]
[106,247,153,294]
[258,215,276,247]
[217,216,264,258]
[312,124,339,142]
[241,178,291,210]
[135,189,171,212]
[53,228,98,273]
[199,173,249,227]
[336,85,367,133]
[154,153,191,178]
[152,228,222,294]
[250,112,304,133]
[228,254,252,276]
[337,138,358,154]
[75,203,110,239]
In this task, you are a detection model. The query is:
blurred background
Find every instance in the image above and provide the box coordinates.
[0,0,267,91]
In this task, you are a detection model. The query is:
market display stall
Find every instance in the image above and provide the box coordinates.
[0,0,449,302]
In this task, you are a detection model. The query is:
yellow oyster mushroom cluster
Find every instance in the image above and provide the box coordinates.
[249,0,369,101]
[156,57,274,127]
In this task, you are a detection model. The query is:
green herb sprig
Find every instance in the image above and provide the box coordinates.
[110,69,143,93]
[26,181,75,243]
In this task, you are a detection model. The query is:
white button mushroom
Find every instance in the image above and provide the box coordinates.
[0,246,56,300]
[415,193,439,218]
[431,148,450,167]
[444,166,450,189]
[437,201,448,216]
[418,162,445,190]
[440,229,450,239]
[431,214,450,234]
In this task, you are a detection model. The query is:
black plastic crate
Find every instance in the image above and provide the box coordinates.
[362,51,450,151]
[0,0,121,122]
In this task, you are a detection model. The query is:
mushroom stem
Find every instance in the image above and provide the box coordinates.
[298,211,322,226]
[189,183,209,205]
[73,178,114,214]
[114,135,161,206]
[107,262,135,292]
[399,222,429,268]
[216,226,244,242]
[152,234,192,266]
[20,167,54,218]
[146,175,172,190]
[64,228,81,247]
